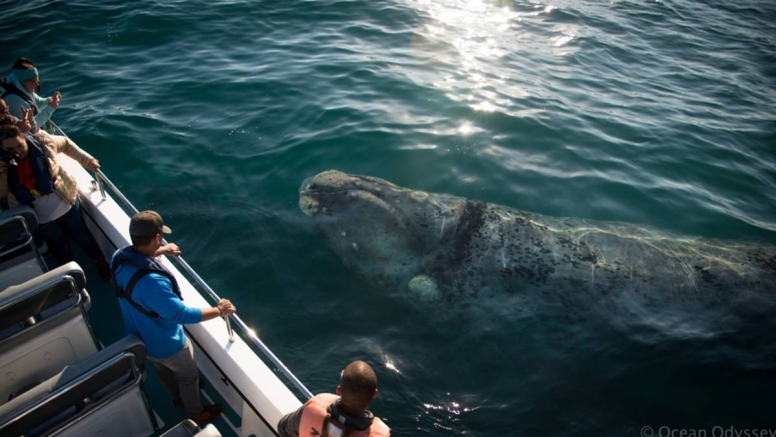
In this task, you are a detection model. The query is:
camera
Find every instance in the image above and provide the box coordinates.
[0,149,19,167]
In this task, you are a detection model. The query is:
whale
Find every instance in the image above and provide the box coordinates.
[298,170,776,319]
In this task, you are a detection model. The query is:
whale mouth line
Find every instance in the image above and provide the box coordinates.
[300,184,394,200]
[300,186,407,233]
[300,172,396,197]
[300,188,366,196]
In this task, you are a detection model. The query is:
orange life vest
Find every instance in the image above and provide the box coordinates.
[298,393,390,437]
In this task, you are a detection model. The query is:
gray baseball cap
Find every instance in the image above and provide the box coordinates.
[129,210,172,238]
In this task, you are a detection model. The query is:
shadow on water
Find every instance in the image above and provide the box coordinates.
[284,219,776,434]
[376,291,776,435]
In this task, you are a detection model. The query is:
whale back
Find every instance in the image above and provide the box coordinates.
[300,171,776,314]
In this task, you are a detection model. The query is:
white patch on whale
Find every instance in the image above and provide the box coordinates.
[408,275,440,302]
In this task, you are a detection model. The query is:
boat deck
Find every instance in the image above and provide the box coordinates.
[74,252,238,436]
[0,131,308,437]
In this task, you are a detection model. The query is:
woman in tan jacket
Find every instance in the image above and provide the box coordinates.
[0,121,110,279]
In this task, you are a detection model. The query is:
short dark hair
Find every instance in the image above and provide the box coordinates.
[0,122,21,141]
[131,234,157,248]
[339,361,378,407]
[12,57,35,70]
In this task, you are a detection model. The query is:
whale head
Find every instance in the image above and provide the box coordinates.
[299,170,450,292]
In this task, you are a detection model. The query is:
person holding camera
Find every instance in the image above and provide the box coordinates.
[0,121,110,279]
[0,57,61,133]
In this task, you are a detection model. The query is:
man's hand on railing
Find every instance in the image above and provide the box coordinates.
[218,298,236,318]
[155,243,181,257]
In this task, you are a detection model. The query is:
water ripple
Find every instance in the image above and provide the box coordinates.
[3,0,775,435]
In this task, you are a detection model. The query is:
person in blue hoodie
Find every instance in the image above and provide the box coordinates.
[111,210,236,426]
[1,57,60,133]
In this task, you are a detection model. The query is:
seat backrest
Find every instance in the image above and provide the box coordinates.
[0,206,46,290]
[0,335,155,437]
[160,420,223,437]
[0,262,97,404]
[0,205,38,239]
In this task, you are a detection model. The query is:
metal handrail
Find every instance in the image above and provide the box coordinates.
[47,122,313,400]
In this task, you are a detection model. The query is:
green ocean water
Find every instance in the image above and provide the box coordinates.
[3,0,776,436]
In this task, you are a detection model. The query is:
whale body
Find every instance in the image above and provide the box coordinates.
[298,170,776,317]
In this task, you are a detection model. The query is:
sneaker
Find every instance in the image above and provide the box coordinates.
[192,403,223,426]
[173,379,206,406]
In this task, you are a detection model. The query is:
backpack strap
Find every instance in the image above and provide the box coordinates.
[111,252,183,319]
[320,414,352,437]
[321,415,330,437]
[120,268,161,319]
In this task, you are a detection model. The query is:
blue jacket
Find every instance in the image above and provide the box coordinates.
[1,72,55,132]
[111,246,202,359]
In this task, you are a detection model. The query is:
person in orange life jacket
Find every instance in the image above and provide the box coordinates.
[277,360,391,437]
[1,57,61,133]
[0,122,111,279]
[111,210,236,426]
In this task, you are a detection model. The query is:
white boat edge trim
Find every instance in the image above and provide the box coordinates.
[57,153,304,437]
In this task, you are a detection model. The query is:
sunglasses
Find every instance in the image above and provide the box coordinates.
[24,78,41,93]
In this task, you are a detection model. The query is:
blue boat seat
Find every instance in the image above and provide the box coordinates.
[0,335,157,437]
[0,261,97,405]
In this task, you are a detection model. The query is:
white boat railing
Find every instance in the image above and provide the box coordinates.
[48,122,313,401]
